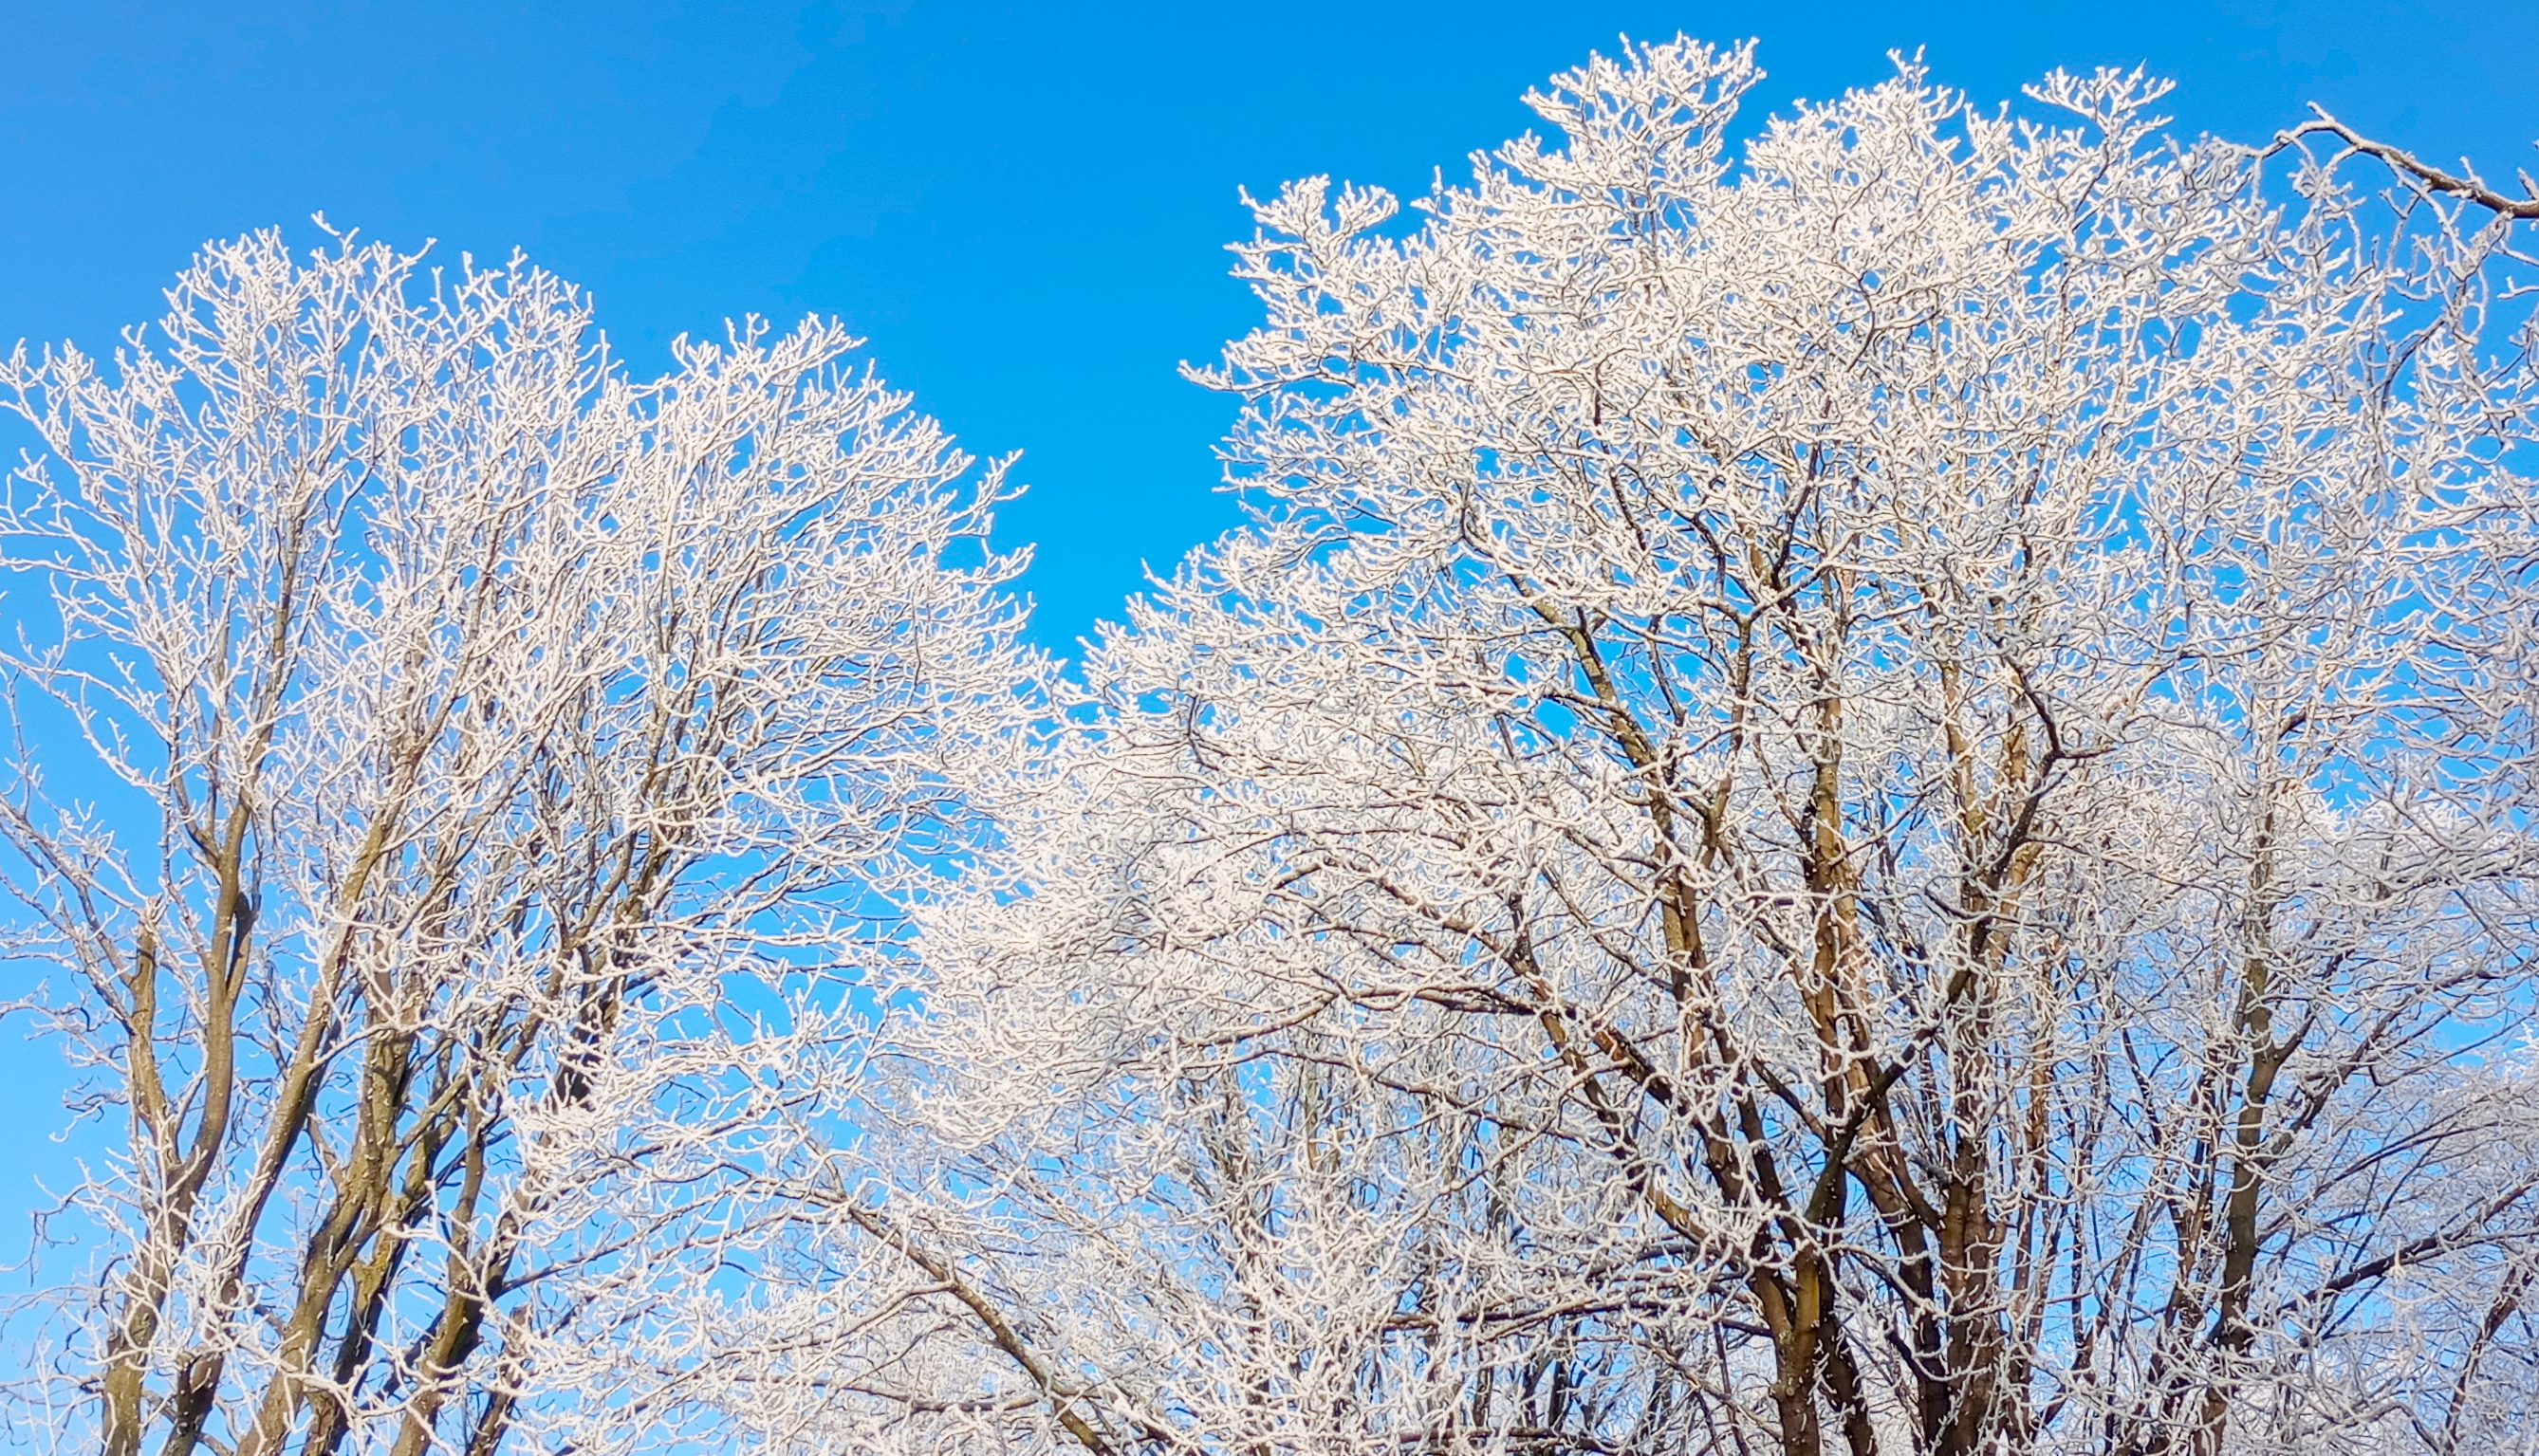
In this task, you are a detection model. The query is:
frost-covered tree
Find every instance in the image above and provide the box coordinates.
[746,39,2539,1456]
[0,232,1039,1456]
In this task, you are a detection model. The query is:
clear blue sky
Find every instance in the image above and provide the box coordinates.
[0,0,2534,1246]
[6,0,2536,648]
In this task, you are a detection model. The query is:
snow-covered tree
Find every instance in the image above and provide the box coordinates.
[0,231,1040,1456]
[756,39,2539,1456]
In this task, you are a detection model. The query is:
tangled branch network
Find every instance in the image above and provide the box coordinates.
[6,32,2539,1456]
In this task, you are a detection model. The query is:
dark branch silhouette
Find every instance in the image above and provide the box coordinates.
[2275,105,2539,221]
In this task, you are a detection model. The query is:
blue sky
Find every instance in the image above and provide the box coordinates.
[0,0,2534,1262]
[6,0,2537,648]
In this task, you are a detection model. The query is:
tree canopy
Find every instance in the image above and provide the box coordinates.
[6,34,2537,1456]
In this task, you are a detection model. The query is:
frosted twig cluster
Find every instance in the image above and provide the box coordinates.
[0,232,1041,1456]
[725,39,2539,1456]
[7,33,2539,1456]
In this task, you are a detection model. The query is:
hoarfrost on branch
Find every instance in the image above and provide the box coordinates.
[0,231,1042,1456]
[756,38,2539,1456]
